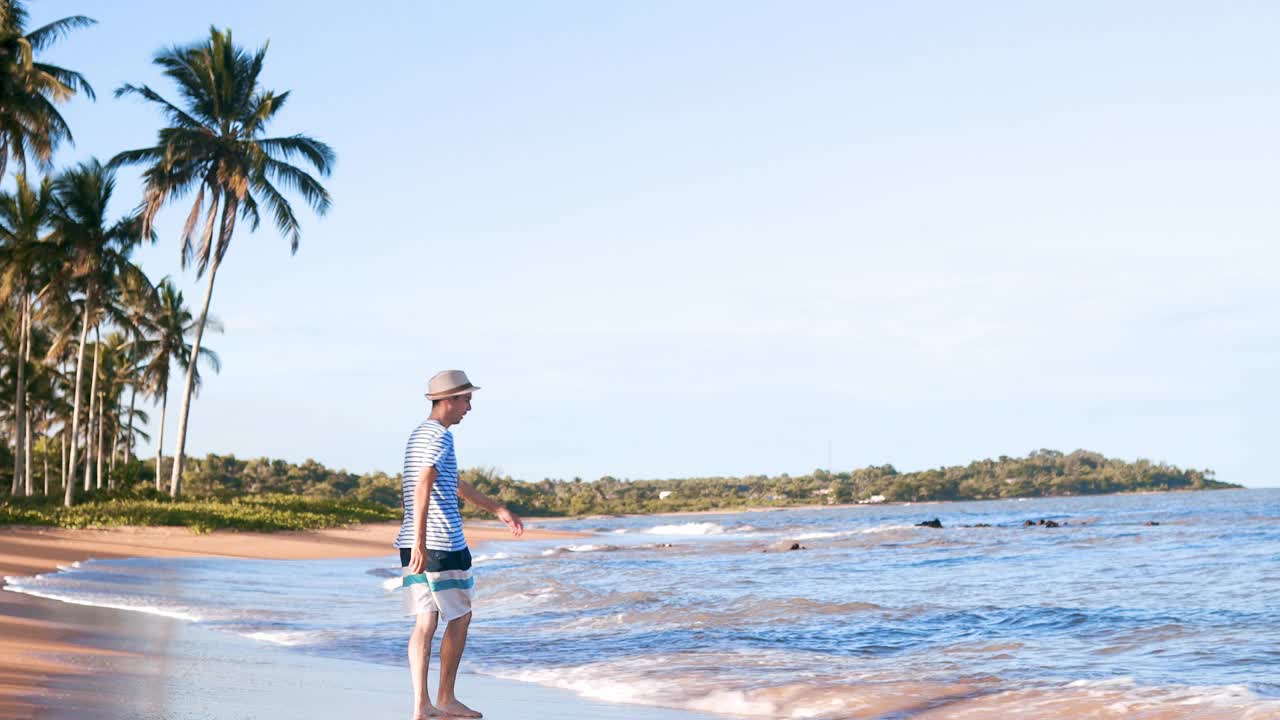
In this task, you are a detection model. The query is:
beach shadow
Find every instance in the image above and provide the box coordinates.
[865,687,1003,720]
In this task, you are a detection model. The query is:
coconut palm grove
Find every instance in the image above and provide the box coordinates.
[0,0,333,511]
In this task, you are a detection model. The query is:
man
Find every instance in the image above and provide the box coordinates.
[395,370,524,719]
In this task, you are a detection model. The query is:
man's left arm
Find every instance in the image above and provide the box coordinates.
[457,479,525,537]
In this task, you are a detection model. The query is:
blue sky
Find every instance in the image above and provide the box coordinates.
[30,1,1280,486]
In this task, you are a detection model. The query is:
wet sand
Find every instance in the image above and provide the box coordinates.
[0,521,585,719]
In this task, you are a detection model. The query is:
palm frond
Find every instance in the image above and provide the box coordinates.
[197,345,221,373]
[114,83,206,131]
[258,134,335,175]
[262,158,331,215]
[32,62,95,100]
[24,16,97,52]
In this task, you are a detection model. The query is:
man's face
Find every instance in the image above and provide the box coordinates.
[446,393,472,425]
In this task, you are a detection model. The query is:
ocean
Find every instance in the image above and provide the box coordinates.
[7,488,1279,719]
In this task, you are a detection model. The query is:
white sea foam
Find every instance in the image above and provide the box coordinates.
[862,524,915,534]
[789,525,914,540]
[491,658,960,719]
[541,543,618,556]
[790,530,860,540]
[2,585,204,622]
[644,522,727,536]
[240,630,317,647]
[471,552,512,563]
[493,662,1280,720]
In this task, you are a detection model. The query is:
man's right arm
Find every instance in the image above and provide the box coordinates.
[409,466,437,574]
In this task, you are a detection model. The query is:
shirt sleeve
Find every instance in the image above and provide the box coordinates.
[408,429,449,472]
[434,433,454,472]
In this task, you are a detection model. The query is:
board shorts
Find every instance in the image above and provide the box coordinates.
[398,547,474,622]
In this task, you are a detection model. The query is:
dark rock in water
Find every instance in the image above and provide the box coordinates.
[1144,521,1160,526]
[973,523,992,528]
[1043,520,1060,528]
[1023,520,1036,527]
[916,518,944,529]
[763,540,808,553]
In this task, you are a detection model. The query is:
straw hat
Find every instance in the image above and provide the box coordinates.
[426,370,480,400]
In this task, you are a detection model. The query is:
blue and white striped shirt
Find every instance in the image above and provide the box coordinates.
[395,419,467,551]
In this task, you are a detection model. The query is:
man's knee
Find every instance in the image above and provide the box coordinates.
[413,613,439,635]
[447,611,472,629]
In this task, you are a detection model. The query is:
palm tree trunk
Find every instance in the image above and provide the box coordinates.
[170,259,220,497]
[155,384,168,492]
[96,391,105,490]
[126,386,137,464]
[12,294,28,496]
[170,199,234,498]
[65,303,91,507]
[60,428,67,493]
[22,303,34,496]
[109,425,119,483]
[21,305,34,497]
[43,415,51,495]
[84,330,100,492]
[24,413,34,496]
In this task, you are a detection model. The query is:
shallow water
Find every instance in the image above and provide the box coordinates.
[7,489,1280,718]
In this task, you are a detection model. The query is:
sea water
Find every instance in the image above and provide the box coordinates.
[6,489,1279,718]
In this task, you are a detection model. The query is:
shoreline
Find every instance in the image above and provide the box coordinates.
[564,485,1248,523]
[0,520,583,719]
[1,492,1274,719]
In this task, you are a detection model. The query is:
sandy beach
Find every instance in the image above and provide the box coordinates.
[0,521,586,720]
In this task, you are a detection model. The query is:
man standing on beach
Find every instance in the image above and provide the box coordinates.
[395,370,524,719]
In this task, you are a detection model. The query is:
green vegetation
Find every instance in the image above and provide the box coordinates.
[0,487,396,533]
[1,448,1235,530]
[465,449,1236,516]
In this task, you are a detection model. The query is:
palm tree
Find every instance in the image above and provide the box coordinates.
[94,332,150,487]
[25,344,67,495]
[0,172,53,495]
[137,278,219,491]
[18,308,54,494]
[49,159,148,506]
[0,1,95,175]
[115,267,159,467]
[112,27,334,497]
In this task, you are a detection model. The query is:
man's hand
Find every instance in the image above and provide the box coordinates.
[409,543,427,574]
[496,506,524,537]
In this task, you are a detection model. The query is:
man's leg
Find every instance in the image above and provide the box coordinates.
[409,612,440,718]
[436,611,481,718]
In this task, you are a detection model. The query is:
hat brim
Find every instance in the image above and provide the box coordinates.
[425,384,480,401]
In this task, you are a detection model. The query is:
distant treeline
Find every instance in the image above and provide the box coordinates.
[56,448,1234,518]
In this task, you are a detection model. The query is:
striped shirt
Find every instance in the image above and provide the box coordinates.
[394,419,467,551]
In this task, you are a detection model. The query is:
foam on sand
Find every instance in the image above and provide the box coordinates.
[2,583,206,623]
[494,658,980,719]
[495,660,1280,720]
[239,630,320,647]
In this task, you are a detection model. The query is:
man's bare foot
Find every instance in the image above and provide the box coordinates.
[412,704,442,719]
[437,700,482,718]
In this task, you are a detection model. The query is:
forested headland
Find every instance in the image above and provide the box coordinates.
[0,448,1236,529]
